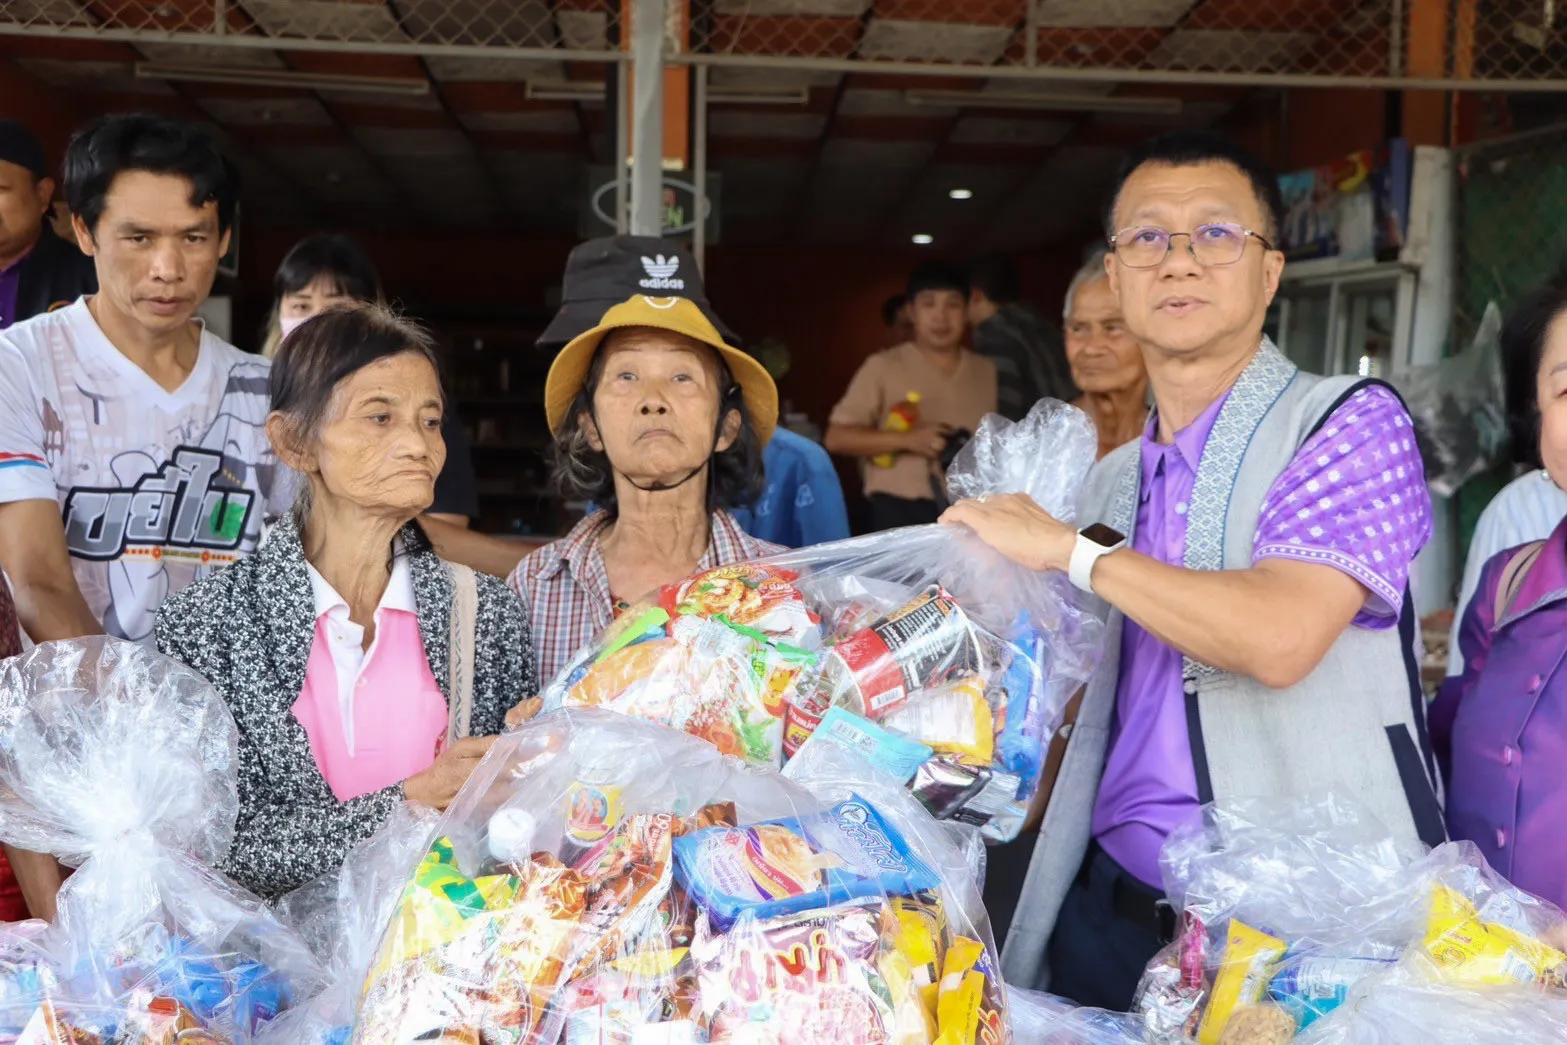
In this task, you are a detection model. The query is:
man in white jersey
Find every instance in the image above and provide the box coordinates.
[0,114,287,917]
[0,113,286,652]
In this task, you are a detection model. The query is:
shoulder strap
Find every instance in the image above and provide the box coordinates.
[446,563,478,744]
[1493,540,1547,626]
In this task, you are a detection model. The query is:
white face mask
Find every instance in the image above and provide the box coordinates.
[278,314,311,341]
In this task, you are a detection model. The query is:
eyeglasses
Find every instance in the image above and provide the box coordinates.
[1109,223,1275,269]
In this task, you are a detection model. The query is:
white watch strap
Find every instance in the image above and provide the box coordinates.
[1069,533,1116,593]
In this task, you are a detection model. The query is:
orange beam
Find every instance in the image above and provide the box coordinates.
[1403,0,1449,146]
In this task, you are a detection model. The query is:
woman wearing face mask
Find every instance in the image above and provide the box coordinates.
[155,305,535,900]
[263,234,479,528]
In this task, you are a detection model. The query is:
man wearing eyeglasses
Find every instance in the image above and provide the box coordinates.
[945,131,1442,1009]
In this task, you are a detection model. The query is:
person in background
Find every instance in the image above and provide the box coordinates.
[1443,277,1567,680]
[967,251,1077,421]
[882,292,912,345]
[156,306,534,901]
[0,113,288,918]
[509,238,782,684]
[261,233,478,528]
[944,130,1442,1008]
[1063,249,1149,459]
[826,260,997,532]
[729,426,850,549]
[1432,267,1567,911]
[0,120,96,330]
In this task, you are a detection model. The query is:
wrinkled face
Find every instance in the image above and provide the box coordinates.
[1106,160,1283,360]
[280,273,361,322]
[0,159,49,260]
[287,351,446,519]
[586,327,738,486]
[1066,276,1146,395]
[909,288,966,352]
[74,170,229,337]
[1537,312,1567,491]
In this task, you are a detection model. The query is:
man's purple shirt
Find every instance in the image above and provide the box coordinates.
[1092,383,1434,888]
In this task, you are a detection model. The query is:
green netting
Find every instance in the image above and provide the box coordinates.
[1454,131,1567,554]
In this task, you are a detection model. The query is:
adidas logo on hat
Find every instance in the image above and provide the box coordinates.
[639,254,685,291]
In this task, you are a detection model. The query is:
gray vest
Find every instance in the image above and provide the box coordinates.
[1000,340,1445,990]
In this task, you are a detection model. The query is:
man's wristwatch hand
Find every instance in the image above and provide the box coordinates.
[1068,523,1126,593]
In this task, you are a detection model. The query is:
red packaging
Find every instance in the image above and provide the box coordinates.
[819,586,982,721]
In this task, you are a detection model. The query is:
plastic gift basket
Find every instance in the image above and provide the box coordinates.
[260,804,440,1045]
[542,401,1104,842]
[0,638,322,1043]
[1130,793,1567,1045]
[351,707,1014,1043]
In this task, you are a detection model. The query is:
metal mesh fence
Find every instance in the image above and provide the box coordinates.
[0,0,621,54]
[1,1,1567,82]
[1454,126,1567,344]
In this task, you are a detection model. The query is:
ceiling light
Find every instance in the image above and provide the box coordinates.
[905,89,1181,116]
[912,234,934,245]
[949,188,973,200]
[526,80,808,105]
[135,62,430,96]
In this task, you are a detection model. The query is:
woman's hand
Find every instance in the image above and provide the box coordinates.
[404,736,497,810]
[940,494,1076,573]
[505,696,543,730]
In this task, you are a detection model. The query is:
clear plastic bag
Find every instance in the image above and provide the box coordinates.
[0,637,323,1042]
[351,707,1012,1043]
[1006,986,1145,1044]
[1391,301,1510,498]
[542,401,1103,841]
[262,804,440,1045]
[1131,792,1567,1044]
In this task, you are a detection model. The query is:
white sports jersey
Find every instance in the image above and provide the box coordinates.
[0,298,291,643]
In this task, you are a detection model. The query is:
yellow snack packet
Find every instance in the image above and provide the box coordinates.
[1420,884,1566,986]
[891,893,948,1020]
[884,676,995,767]
[935,936,1004,1045]
[367,836,523,985]
[1198,921,1287,1045]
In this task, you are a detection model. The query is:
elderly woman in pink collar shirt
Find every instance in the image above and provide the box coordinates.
[154,304,535,900]
[1434,270,1567,912]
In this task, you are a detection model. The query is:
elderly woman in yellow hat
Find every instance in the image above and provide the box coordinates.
[507,239,783,688]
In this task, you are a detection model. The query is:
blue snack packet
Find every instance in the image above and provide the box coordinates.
[673,794,939,928]
[795,707,934,783]
[995,625,1047,790]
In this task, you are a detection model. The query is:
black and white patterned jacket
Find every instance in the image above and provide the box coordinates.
[154,513,534,901]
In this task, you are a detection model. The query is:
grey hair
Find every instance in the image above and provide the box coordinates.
[1062,248,1111,322]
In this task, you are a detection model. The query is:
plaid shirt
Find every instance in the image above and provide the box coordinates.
[510,509,783,686]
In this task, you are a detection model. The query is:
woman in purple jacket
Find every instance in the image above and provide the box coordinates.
[1433,269,1567,910]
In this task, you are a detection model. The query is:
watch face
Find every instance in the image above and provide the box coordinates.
[1080,523,1125,549]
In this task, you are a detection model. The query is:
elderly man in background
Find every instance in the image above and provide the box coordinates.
[946,130,1444,1010]
[1063,249,1149,459]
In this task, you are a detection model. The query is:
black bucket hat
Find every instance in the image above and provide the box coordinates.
[536,235,740,350]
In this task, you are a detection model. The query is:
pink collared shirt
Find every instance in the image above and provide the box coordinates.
[292,550,448,802]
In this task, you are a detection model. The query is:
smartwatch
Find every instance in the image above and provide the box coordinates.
[1069,523,1126,594]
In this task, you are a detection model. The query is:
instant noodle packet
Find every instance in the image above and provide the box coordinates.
[1417,884,1567,987]
[673,796,939,930]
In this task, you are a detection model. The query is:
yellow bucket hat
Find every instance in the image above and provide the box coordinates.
[544,294,779,446]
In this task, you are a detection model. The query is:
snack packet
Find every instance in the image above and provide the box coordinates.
[673,797,940,929]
